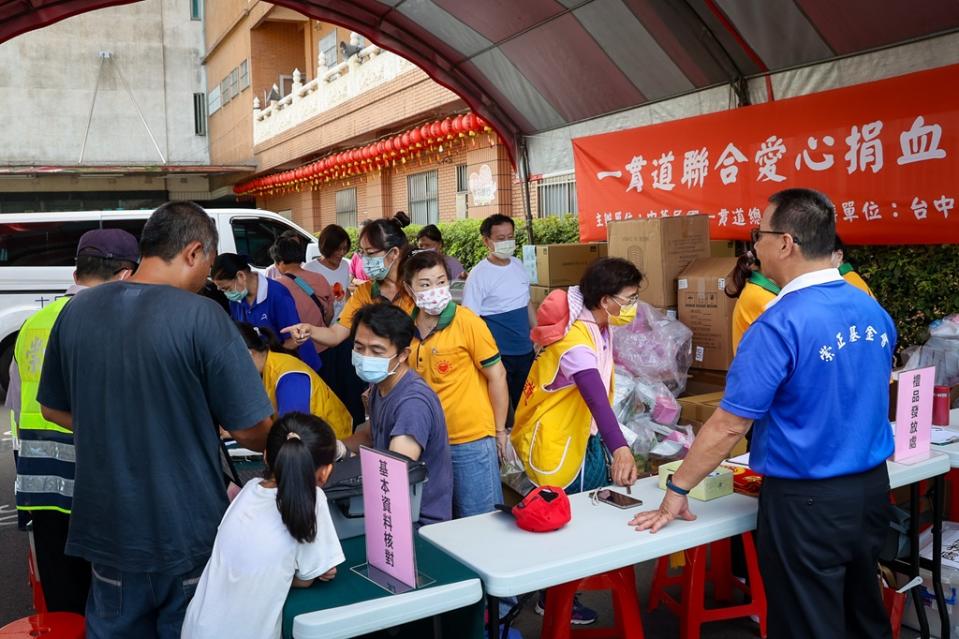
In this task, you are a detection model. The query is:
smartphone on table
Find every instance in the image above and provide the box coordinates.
[592,488,643,509]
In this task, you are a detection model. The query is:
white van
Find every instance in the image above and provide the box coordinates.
[0,208,320,398]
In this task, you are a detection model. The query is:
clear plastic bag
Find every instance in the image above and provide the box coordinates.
[612,303,693,395]
[902,313,959,386]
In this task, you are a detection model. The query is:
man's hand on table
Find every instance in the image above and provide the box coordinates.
[629,489,696,533]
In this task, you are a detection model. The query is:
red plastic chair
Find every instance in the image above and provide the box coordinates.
[0,613,85,638]
[648,532,767,639]
[540,566,645,639]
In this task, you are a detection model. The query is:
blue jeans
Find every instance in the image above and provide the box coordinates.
[450,436,504,518]
[86,562,204,639]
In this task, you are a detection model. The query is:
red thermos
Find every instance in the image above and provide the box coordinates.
[933,386,951,426]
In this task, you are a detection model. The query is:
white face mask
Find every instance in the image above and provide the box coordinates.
[492,239,516,259]
[414,285,452,316]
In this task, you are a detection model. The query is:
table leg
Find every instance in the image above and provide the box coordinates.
[931,475,950,639]
[487,595,499,639]
[910,482,931,639]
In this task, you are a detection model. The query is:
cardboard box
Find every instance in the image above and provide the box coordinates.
[710,240,738,257]
[658,460,734,501]
[652,307,678,321]
[607,216,711,308]
[523,243,607,287]
[678,391,726,423]
[678,258,739,371]
[529,285,567,308]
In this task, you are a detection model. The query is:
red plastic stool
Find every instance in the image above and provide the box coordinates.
[648,533,766,639]
[540,566,645,639]
[0,613,85,638]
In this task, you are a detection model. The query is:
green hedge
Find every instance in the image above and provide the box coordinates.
[338,216,959,353]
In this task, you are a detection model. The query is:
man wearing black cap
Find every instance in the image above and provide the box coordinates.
[7,228,138,614]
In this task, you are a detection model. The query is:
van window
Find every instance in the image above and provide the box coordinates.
[0,220,100,266]
[100,218,148,240]
[231,218,306,268]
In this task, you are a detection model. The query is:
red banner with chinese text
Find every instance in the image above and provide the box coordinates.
[573,64,959,244]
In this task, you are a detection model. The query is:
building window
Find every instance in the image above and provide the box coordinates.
[228,68,239,100]
[193,93,207,136]
[408,170,439,225]
[220,77,232,103]
[456,164,468,193]
[190,0,201,20]
[336,188,357,228]
[208,85,221,115]
[239,60,249,90]
[319,30,337,69]
[537,174,578,217]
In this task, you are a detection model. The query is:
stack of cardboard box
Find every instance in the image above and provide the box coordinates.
[525,243,607,307]
[677,256,739,372]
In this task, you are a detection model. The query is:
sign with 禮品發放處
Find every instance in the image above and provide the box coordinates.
[573,63,959,245]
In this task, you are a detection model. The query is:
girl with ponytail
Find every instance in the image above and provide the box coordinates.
[724,250,781,354]
[182,413,344,639]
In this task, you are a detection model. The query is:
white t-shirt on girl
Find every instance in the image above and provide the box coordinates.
[181,479,344,639]
[304,258,351,323]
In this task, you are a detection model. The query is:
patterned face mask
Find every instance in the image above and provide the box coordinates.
[414,285,452,316]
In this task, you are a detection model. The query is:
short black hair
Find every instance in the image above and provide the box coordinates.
[74,255,136,281]
[768,188,835,260]
[402,248,450,285]
[211,253,252,280]
[580,257,643,310]
[480,214,514,238]
[140,201,218,261]
[271,235,306,264]
[235,321,284,353]
[318,224,350,258]
[359,218,409,253]
[349,302,415,351]
[416,224,443,244]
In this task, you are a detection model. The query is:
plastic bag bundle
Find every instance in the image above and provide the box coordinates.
[612,303,693,394]
[902,314,959,386]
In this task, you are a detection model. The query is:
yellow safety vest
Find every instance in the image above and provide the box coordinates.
[14,297,72,436]
[14,296,75,513]
[262,351,353,439]
[511,321,614,488]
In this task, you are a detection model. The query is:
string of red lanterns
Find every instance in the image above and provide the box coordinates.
[234,113,494,197]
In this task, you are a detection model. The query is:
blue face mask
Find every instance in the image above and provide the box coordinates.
[362,251,393,281]
[351,350,398,384]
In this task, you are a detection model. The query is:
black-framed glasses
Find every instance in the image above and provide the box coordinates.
[750,227,801,245]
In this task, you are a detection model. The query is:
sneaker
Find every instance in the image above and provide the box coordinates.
[534,593,599,626]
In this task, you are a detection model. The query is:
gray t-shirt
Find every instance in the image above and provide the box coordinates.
[368,370,452,525]
[38,281,273,575]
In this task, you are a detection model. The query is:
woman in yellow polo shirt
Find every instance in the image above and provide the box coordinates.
[284,217,414,419]
[725,251,781,354]
[236,322,353,440]
[511,258,642,494]
[833,235,875,297]
[401,249,510,518]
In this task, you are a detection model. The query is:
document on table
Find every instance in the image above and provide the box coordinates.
[931,427,959,446]
[725,453,750,467]
[920,522,959,570]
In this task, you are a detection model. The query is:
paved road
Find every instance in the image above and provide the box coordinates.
[0,410,34,625]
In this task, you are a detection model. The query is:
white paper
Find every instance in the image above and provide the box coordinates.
[931,427,959,446]
[678,279,688,290]
[725,452,751,467]
[919,522,959,570]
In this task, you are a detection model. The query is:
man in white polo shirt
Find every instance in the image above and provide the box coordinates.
[462,214,537,409]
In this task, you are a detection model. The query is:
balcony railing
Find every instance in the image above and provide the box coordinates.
[252,45,415,145]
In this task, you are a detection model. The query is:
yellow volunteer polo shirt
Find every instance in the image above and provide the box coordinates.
[839,263,875,298]
[732,273,780,354]
[339,280,415,329]
[408,302,501,445]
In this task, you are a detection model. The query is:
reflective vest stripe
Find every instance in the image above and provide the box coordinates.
[18,440,75,463]
[15,474,74,497]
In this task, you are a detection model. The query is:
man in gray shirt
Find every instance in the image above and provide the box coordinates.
[39,202,274,638]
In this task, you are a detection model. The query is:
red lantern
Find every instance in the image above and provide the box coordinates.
[452,115,464,136]
[464,113,478,135]
[440,117,452,138]
[429,122,441,139]
[475,115,490,131]
[401,132,411,149]
[393,135,404,153]
[410,128,422,147]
